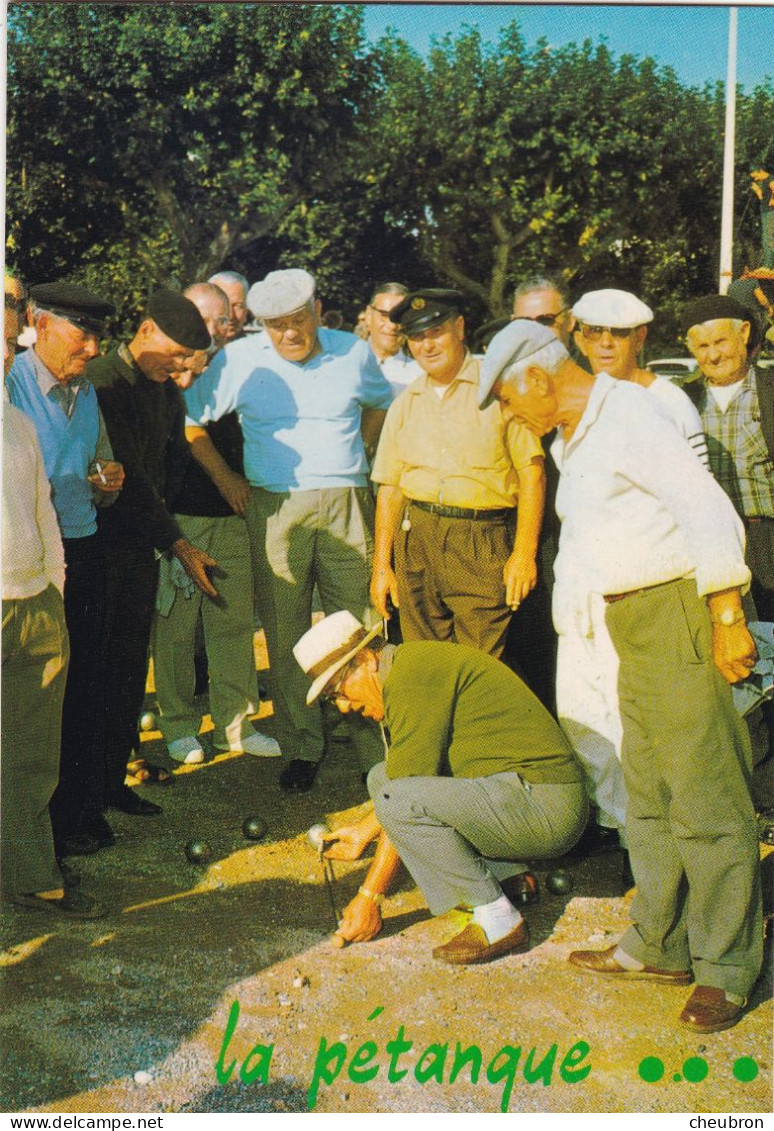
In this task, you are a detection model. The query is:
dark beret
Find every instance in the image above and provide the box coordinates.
[389,288,465,335]
[147,288,210,351]
[29,282,114,334]
[680,294,754,337]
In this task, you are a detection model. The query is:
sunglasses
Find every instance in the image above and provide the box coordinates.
[580,324,636,341]
[527,310,566,327]
[321,663,352,704]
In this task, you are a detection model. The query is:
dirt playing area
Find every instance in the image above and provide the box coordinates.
[1,635,772,1116]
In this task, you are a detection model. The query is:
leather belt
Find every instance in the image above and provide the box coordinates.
[411,500,514,522]
[604,578,682,605]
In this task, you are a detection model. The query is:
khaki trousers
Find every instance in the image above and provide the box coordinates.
[246,486,384,769]
[152,514,258,748]
[1,586,69,894]
[607,578,762,996]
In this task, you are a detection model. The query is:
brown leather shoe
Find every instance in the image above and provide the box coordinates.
[433,920,530,965]
[679,985,746,1033]
[568,945,692,984]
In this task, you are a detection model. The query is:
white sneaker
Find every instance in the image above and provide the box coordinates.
[168,736,205,765]
[216,731,282,758]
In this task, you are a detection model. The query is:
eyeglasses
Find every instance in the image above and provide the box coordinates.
[369,304,398,320]
[321,664,352,705]
[580,324,636,341]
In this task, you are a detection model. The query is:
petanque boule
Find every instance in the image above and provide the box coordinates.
[307,823,329,852]
[139,711,157,732]
[546,869,574,896]
[242,815,267,841]
[184,839,212,865]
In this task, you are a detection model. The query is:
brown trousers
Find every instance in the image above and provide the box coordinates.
[394,503,515,658]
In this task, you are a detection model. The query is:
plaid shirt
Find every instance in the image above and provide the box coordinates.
[699,368,774,519]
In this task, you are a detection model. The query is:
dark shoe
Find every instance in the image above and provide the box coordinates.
[433,919,530,965]
[501,871,540,905]
[56,859,81,888]
[757,808,774,846]
[106,786,162,816]
[679,985,746,1033]
[56,833,100,857]
[568,944,692,984]
[82,814,116,848]
[279,759,319,792]
[621,850,635,888]
[567,822,621,857]
[10,890,107,920]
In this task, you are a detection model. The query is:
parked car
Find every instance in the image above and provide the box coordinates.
[645,357,698,382]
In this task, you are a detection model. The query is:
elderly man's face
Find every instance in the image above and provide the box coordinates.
[217,279,249,342]
[189,292,229,354]
[493,370,559,437]
[138,320,197,384]
[406,315,466,383]
[513,288,573,348]
[263,302,321,364]
[575,323,647,380]
[324,652,385,722]
[365,292,405,360]
[36,311,100,383]
[685,318,750,386]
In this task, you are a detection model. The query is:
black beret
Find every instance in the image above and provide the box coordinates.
[679,294,754,337]
[147,288,211,351]
[30,282,114,334]
[389,288,465,335]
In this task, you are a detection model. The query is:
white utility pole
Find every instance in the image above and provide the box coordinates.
[719,7,738,294]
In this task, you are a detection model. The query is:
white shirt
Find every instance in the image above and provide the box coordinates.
[377,350,423,400]
[550,373,749,606]
[2,402,66,599]
[648,375,709,467]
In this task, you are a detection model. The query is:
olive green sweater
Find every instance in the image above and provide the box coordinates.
[382,641,581,784]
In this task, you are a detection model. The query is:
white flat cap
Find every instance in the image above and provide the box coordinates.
[478,319,566,409]
[247,268,315,319]
[572,288,653,328]
[293,610,383,705]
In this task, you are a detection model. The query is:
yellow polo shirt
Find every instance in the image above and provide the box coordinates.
[371,351,543,508]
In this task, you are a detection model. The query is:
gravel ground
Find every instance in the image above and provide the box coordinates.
[1,640,772,1116]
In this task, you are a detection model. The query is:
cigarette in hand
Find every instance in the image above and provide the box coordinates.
[94,461,107,485]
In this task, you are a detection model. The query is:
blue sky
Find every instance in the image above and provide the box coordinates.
[361,4,774,90]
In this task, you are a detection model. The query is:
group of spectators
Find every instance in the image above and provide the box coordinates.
[2,261,772,1035]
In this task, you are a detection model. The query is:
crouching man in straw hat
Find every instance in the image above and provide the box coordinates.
[293,611,588,964]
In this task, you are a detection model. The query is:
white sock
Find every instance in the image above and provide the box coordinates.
[472,894,523,943]
[613,946,644,971]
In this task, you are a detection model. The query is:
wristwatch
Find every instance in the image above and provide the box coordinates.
[709,607,746,627]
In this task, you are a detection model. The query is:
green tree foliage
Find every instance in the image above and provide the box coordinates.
[7,5,773,342]
[6,3,373,323]
[359,25,774,335]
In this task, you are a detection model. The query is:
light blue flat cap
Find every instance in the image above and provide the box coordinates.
[572,288,653,328]
[247,268,315,319]
[478,318,560,409]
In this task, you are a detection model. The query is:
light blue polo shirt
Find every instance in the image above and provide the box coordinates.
[184,328,392,491]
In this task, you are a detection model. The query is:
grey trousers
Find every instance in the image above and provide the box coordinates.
[607,577,762,997]
[368,761,588,915]
[246,486,384,769]
[152,514,258,748]
[1,585,69,894]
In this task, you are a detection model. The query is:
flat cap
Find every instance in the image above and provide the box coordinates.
[147,289,210,351]
[30,282,114,335]
[389,288,465,335]
[247,269,315,320]
[680,294,754,337]
[478,319,564,408]
[572,288,653,328]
